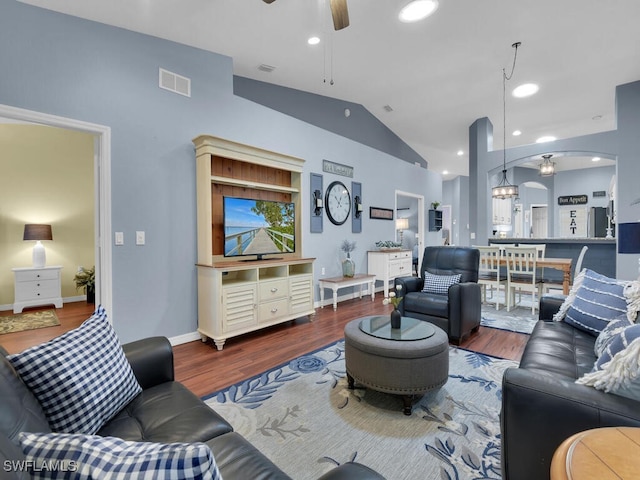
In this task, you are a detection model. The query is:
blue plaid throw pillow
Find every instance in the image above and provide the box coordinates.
[19,433,223,480]
[421,271,462,294]
[7,306,142,434]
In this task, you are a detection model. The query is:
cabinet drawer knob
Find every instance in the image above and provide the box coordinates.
[270,287,278,293]
[37,283,40,287]
[271,307,278,313]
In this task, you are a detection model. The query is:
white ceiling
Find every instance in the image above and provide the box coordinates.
[19,0,640,178]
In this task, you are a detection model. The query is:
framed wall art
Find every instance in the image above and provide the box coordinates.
[369,207,393,220]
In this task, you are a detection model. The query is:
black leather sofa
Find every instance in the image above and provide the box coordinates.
[501,295,640,480]
[1,337,383,480]
[395,246,481,344]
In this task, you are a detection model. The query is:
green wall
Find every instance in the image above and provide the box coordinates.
[0,124,94,307]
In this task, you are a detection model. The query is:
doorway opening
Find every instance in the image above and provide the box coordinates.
[0,103,112,317]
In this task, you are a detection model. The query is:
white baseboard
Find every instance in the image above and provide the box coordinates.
[168,331,203,346]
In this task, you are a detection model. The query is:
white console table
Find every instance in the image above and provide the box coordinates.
[318,274,376,311]
[12,266,63,313]
[367,249,412,297]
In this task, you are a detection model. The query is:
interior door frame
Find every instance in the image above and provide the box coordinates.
[395,190,425,268]
[0,103,112,317]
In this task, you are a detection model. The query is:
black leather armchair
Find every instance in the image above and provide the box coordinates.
[395,246,481,344]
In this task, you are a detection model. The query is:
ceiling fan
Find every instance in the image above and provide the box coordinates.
[262,0,350,31]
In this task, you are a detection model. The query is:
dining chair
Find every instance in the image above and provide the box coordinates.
[543,245,588,293]
[504,246,543,314]
[475,245,507,309]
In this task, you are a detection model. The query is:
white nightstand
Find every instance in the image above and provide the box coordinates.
[12,266,63,313]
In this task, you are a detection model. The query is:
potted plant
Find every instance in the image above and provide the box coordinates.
[431,201,440,210]
[74,266,95,304]
[341,240,356,277]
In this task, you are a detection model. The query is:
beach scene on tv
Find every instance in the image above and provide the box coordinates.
[223,197,295,258]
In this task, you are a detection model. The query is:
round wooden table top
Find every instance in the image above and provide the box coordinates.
[550,427,640,479]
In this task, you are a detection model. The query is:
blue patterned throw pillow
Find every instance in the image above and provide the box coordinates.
[562,269,628,335]
[7,306,142,434]
[577,323,640,400]
[594,315,633,358]
[19,433,223,480]
[422,271,462,294]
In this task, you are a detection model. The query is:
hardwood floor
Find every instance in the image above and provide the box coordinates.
[0,298,529,399]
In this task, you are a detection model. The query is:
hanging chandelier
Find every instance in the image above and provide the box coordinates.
[492,42,521,200]
[539,154,556,176]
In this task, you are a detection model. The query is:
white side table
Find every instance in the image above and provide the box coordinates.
[12,266,63,313]
[318,274,376,311]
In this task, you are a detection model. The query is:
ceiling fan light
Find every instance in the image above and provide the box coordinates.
[399,0,439,23]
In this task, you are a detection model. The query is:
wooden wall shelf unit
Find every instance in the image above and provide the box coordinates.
[193,135,315,349]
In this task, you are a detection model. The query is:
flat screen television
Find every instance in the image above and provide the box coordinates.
[223,196,295,260]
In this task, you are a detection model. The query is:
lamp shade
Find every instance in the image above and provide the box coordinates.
[618,222,640,253]
[23,224,53,241]
[396,218,409,230]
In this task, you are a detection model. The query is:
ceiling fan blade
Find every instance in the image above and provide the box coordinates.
[330,0,350,30]
[263,0,276,4]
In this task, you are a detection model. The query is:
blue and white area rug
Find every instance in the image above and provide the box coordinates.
[480,292,539,334]
[204,340,518,480]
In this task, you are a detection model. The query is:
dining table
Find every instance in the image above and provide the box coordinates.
[499,256,573,295]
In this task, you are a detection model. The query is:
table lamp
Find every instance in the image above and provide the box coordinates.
[396,218,409,245]
[617,222,640,278]
[23,224,53,268]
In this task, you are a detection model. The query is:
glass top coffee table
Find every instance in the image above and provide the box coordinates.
[359,315,435,341]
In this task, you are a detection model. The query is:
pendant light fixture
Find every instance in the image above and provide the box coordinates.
[539,154,556,176]
[492,42,521,200]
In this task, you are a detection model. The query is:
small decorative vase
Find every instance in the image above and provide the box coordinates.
[86,286,95,304]
[342,253,355,277]
[390,308,401,329]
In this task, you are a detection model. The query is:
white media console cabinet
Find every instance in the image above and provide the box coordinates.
[193,135,315,350]
[197,258,315,350]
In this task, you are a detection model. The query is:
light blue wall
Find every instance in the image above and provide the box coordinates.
[0,2,440,342]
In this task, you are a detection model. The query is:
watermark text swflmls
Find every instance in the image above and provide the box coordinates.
[4,460,78,473]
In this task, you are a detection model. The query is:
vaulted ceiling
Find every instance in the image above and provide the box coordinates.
[20,0,640,177]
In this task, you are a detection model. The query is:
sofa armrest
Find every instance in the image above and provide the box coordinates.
[538,294,567,321]
[447,282,481,341]
[122,336,174,390]
[394,276,423,294]
[501,366,640,480]
[316,462,385,480]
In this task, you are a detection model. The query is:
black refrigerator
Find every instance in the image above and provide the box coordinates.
[589,207,608,237]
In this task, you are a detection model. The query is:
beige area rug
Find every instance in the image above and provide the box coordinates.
[204,340,517,480]
[0,310,60,335]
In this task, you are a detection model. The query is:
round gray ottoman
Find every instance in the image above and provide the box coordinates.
[344,317,449,415]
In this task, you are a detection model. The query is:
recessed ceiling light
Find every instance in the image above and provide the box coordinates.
[512,130,522,136]
[457,150,464,156]
[308,36,320,45]
[442,170,449,175]
[592,157,601,162]
[536,136,556,143]
[512,83,539,98]
[398,0,439,23]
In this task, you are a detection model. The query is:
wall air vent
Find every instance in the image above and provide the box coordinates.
[258,64,276,73]
[383,105,394,112]
[159,68,191,97]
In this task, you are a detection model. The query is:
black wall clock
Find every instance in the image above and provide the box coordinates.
[325,180,351,225]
